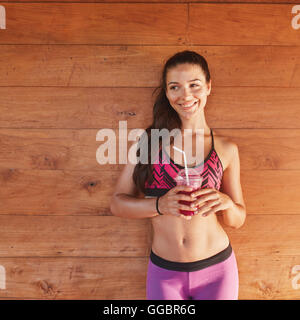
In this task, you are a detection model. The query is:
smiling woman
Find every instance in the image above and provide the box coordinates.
[110,50,246,300]
[165,63,211,126]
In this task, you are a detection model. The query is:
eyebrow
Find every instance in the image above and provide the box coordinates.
[167,79,202,85]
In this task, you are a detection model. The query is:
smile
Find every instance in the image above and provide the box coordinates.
[179,101,198,109]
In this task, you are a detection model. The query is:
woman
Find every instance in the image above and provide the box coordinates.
[110,50,246,300]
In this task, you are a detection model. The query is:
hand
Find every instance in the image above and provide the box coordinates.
[190,188,234,217]
[158,185,198,220]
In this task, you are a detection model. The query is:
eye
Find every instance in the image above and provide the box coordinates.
[170,84,199,90]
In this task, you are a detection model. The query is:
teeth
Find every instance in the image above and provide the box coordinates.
[181,101,197,108]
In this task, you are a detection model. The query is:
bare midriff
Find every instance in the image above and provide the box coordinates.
[149,132,230,262]
[150,212,230,262]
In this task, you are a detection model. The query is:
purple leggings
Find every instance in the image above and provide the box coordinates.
[146,243,239,300]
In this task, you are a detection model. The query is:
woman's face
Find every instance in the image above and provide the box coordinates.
[165,63,211,119]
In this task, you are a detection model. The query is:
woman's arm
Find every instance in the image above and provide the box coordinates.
[110,160,196,220]
[110,161,160,219]
[219,142,246,229]
[111,194,159,219]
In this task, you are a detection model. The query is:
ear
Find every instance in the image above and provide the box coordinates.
[206,79,212,96]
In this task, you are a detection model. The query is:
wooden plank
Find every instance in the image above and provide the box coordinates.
[3,0,300,3]
[225,215,300,257]
[219,129,300,170]
[0,128,300,175]
[0,169,118,215]
[0,46,299,87]
[1,4,300,45]
[0,215,152,257]
[0,215,299,299]
[189,4,300,45]
[237,255,300,300]
[0,4,188,45]
[0,87,153,129]
[240,170,300,214]
[1,87,300,129]
[0,215,299,257]
[1,129,300,171]
[0,168,299,214]
[0,254,298,299]
[0,257,148,299]
[0,128,130,172]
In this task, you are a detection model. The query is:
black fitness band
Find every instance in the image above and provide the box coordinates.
[156,197,163,215]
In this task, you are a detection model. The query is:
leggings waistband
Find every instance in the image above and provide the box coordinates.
[150,242,232,272]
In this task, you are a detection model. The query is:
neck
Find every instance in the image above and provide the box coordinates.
[180,111,210,136]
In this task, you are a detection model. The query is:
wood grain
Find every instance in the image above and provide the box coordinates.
[0,215,298,257]
[0,87,300,129]
[0,257,148,299]
[1,0,299,300]
[238,255,300,300]
[0,216,152,257]
[1,4,300,45]
[189,4,300,45]
[0,254,299,299]
[1,129,300,170]
[0,168,299,215]
[0,46,299,87]
[3,0,300,3]
[0,215,299,299]
[0,4,188,45]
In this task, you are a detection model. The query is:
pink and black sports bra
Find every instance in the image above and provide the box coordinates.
[144,128,224,197]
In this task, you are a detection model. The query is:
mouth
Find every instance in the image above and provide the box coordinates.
[179,100,198,110]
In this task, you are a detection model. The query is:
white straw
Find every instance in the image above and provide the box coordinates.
[172,146,190,185]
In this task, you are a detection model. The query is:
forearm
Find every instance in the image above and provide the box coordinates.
[110,193,159,219]
[221,201,246,229]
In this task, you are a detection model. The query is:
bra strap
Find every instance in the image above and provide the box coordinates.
[211,128,214,149]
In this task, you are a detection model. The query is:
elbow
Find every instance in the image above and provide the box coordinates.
[233,208,247,229]
[110,195,120,217]
[232,221,244,230]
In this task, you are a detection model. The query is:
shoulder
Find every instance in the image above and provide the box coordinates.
[213,131,239,171]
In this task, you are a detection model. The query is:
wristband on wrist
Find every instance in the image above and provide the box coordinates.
[156,196,163,215]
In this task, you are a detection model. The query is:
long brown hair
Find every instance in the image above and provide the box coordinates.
[132,50,211,194]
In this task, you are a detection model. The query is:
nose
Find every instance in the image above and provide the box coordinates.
[181,87,194,101]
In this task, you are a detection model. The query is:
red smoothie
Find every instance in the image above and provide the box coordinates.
[174,168,203,216]
[178,188,201,216]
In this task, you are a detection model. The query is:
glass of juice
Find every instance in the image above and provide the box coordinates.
[174,168,203,216]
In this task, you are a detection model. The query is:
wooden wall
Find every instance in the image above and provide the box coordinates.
[0,0,300,299]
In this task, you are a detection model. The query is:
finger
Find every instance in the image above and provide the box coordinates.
[202,202,222,217]
[193,194,219,207]
[198,199,220,213]
[191,188,215,198]
[178,203,198,212]
[202,209,213,217]
[176,193,196,202]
